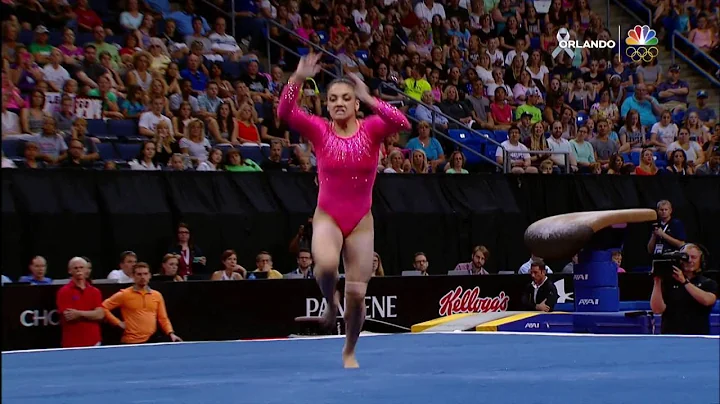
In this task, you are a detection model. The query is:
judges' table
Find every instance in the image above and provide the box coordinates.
[0,273,689,351]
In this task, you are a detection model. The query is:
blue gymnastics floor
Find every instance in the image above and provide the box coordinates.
[2,333,719,404]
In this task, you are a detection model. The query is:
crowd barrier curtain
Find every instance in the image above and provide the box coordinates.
[1,170,718,278]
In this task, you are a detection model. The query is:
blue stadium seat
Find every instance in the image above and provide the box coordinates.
[18,30,33,46]
[86,119,108,136]
[577,112,589,127]
[629,151,641,166]
[530,36,540,50]
[107,120,140,140]
[222,60,242,81]
[672,110,686,124]
[77,33,95,46]
[49,31,63,47]
[96,142,118,161]
[408,107,417,117]
[317,31,328,44]
[2,139,23,158]
[297,48,310,56]
[355,50,369,62]
[115,143,142,162]
[239,145,265,163]
[493,130,508,143]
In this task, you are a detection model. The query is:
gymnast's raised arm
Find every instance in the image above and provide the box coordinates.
[277,54,327,144]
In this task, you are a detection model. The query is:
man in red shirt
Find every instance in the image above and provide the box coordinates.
[56,257,105,348]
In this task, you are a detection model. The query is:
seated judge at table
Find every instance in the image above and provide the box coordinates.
[521,259,558,312]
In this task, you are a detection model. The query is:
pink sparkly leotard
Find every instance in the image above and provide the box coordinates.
[278,81,411,237]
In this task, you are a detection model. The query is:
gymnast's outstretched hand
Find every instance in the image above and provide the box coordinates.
[293,53,322,82]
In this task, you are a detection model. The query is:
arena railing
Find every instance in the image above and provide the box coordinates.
[265,19,507,172]
[610,0,652,27]
[671,32,720,88]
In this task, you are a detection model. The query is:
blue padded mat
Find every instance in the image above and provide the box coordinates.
[2,333,719,404]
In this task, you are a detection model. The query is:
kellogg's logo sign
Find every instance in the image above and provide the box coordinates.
[438,287,509,317]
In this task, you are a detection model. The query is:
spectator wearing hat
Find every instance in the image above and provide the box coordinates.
[29,25,52,65]
[656,65,689,113]
[620,83,664,128]
[515,88,543,124]
[687,91,717,127]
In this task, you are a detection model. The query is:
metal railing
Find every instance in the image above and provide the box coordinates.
[265,19,507,172]
[610,0,652,26]
[671,32,720,88]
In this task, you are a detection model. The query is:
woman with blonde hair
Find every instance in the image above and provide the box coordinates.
[180,119,211,165]
[525,121,551,168]
[154,120,180,166]
[126,51,154,92]
[406,149,430,173]
[634,148,658,176]
[155,254,185,282]
[383,149,405,173]
[372,252,385,277]
[148,38,171,76]
[146,77,170,116]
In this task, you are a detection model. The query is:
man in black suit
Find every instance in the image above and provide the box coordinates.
[521,259,559,312]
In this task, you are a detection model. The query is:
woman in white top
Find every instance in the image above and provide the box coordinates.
[42,48,70,92]
[496,125,538,174]
[211,250,247,280]
[475,53,495,85]
[383,149,405,173]
[525,49,548,91]
[120,0,144,31]
[667,127,704,165]
[649,110,678,152]
[197,148,223,171]
[180,119,212,165]
[129,141,162,170]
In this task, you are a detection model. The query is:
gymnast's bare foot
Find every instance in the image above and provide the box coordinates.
[342,347,359,369]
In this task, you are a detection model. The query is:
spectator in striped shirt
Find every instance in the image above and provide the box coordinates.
[453,245,490,275]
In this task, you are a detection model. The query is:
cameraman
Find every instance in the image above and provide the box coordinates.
[647,200,686,256]
[650,244,718,335]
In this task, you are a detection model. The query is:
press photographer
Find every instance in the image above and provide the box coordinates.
[650,244,718,335]
[647,200,686,257]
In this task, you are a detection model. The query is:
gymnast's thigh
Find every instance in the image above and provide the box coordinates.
[311,208,344,269]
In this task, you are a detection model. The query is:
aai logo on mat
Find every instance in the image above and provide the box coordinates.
[625,25,659,63]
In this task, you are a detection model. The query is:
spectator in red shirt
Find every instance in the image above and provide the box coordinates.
[74,0,104,33]
[56,257,105,348]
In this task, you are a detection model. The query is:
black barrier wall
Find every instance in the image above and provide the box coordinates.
[1,170,719,279]
[8,273,712,351]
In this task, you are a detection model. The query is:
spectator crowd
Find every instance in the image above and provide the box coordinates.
[0,0,718,176]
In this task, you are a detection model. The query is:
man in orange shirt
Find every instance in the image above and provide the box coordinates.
[102,262,183,344]
[56,257,105,347]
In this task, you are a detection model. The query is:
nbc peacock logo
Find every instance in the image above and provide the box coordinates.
[624,25,659,63]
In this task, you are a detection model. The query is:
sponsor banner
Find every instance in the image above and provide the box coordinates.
[1,274,677,351]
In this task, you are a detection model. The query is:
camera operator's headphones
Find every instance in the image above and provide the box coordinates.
[682,243,709,271]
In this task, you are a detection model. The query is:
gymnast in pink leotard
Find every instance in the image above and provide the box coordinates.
[279,54,410,368]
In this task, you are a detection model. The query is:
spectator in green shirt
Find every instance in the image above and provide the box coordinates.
[29,25,52,65]
[224,149,262,172]
[92,26,121,70]
[87,75,125,119]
